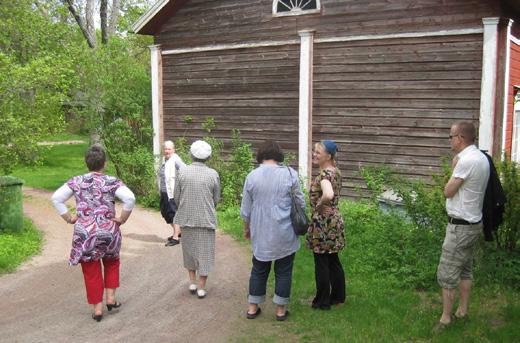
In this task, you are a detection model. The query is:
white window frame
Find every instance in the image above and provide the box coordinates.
[272,0,321,17]
[512,90,520,163]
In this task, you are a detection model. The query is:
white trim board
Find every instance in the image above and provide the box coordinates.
[512,35,520,46]
[314,28,483,44]
[298,30,314,184]
[502,20,513,156]
[479,17,500,154]
[149,44,162,164]
[132,0,169,34]
[161,28,483,55]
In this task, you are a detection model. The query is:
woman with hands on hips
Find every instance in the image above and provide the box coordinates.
[51,145,135,322]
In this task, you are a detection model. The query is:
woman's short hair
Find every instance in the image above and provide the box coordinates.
[164,140,175,149]
[256,140,284,164]
[85,145,106,171]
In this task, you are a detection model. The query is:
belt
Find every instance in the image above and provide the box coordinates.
[448,217,481,225]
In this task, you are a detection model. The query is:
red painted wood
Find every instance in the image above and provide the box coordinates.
[505,39,520,157]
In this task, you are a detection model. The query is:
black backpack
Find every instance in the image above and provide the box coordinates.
[480,150,507,241]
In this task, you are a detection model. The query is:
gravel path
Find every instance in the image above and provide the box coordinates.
[0,188,252,343]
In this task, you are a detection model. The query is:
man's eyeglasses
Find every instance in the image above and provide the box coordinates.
[449,134,463,139]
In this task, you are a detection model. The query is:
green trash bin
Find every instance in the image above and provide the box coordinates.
[0,176,24,233]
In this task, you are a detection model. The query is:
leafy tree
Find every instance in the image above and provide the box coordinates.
[0,1,79,174]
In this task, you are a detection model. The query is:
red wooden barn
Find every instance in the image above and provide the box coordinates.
[133,0,520,195]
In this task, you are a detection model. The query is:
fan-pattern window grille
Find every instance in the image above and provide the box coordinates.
[273,0,321,17]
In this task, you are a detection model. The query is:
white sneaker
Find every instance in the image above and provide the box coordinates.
[197,289,207,299]
[189,283,197,295]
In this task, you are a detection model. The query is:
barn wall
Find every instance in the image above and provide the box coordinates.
[312,34,483,196]
[162,44,300,158]
[154,0,500,49]
[152,0,502,197]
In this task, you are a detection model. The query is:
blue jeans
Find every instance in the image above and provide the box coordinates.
[248,253,295,306]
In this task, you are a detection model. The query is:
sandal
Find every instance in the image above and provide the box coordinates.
[106,302,122,311]
[276,310,290,321]
[246,307,261,319]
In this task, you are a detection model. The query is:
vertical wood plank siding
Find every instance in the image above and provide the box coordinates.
[162,45,300,156]
[312,34,483,197]
[505,40,520,156]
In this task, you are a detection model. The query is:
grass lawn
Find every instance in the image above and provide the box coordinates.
[0,218,42,274]
[12,141,116,191]
[218,207,520,343]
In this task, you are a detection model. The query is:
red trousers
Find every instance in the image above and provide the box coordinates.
[80,258,120,304]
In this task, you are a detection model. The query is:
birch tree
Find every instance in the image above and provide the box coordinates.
[64,0,121,48]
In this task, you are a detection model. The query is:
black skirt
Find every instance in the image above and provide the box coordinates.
[160,192,177,224]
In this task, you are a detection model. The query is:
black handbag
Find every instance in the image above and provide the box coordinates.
[287,167,309,235]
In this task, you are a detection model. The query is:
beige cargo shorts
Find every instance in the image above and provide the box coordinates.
[437,222,482,289]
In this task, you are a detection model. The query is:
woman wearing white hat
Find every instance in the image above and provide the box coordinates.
[173,140,220,298]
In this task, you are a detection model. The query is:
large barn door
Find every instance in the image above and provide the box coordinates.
[312,34,484,197]
[161,45,300,161]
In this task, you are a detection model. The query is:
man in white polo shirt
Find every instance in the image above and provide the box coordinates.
[436,121,490,329]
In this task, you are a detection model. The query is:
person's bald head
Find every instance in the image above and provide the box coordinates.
[453,121,476,143]
[449,121,476,152]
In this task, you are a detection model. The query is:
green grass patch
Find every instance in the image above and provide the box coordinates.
[219,204,520,342]
[12,143,116,191]
[40,132,87,142]
[0,218,42,274]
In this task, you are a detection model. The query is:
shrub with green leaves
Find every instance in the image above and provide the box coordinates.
[101,119,157,206]
[175,118,254,210]
[343,200,441,290]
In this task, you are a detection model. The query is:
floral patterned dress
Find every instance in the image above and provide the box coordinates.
[306,168,345,254]
[66,173,125,265]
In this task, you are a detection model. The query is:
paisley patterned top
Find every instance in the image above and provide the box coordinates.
[66,173,125,265]
[306,168,345,254]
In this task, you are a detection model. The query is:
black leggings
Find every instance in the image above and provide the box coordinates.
[312,253,346,309]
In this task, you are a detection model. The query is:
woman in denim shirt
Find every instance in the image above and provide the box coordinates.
[240,140,306,321]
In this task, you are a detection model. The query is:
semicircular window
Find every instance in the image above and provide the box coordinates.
[273,0,321,16]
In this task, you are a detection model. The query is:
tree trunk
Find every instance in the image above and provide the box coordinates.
[108,0,120,36]
[64,0,96,48]
[100,0,108,45]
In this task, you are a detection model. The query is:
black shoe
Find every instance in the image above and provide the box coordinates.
[276,310,290,321]
[312,302,330,310]
[168,234,181,242]
[165,239,180,246]
[246,307,261,319]
[92,314,103,322]
[106,302,122,311]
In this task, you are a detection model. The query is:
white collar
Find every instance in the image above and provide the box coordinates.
[457,144,477,158]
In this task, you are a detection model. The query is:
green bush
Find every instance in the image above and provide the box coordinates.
[219,130,254,209]
[175,118,254,210]
[343,200,441,290]
[358,158,520,290]
[495,158,520,251]
[101,119,156,203]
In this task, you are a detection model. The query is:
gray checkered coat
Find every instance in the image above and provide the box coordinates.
[173,162,220,229]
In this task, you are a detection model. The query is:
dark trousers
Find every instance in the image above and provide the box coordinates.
[313,253,345,309]
[248,253,295,305]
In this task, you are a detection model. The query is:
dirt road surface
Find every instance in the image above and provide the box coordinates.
[0,189,253,343]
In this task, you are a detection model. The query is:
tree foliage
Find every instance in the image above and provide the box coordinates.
[0,0,153,178]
